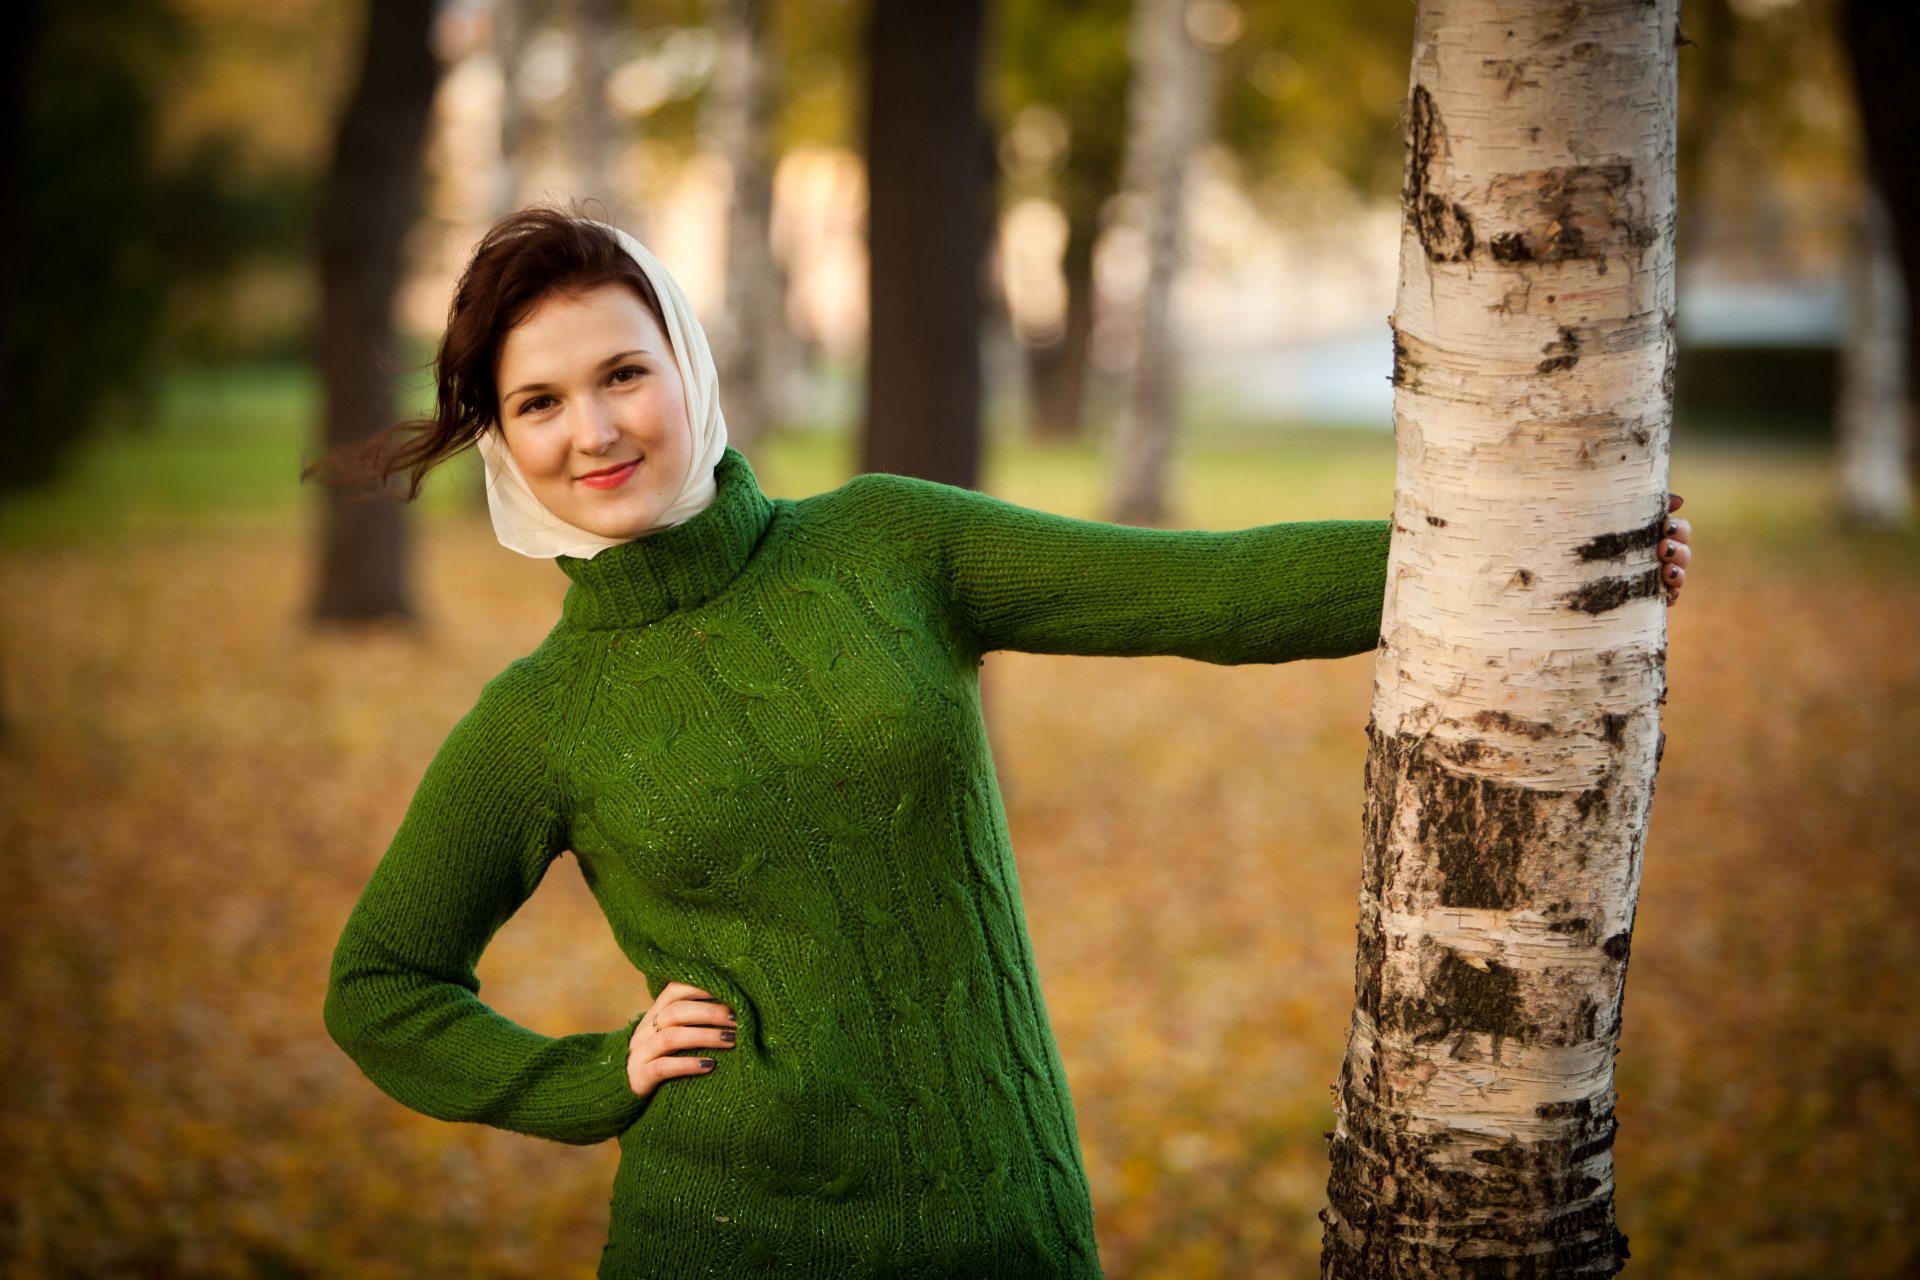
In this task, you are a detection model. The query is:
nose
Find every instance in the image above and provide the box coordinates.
[571,398,619,454]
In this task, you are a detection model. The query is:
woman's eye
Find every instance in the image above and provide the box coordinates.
[517,395,555,415]
[610,365,646,386]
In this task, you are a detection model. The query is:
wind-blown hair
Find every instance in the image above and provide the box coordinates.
[313,208,667,498]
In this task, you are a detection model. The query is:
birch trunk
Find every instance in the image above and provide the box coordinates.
[706,0,781,449]
[1109,0,1209,525]
[1321,2,1678,1274]
[1836,188,1913,529]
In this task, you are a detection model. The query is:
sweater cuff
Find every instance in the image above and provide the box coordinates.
[583,1014,649,1140]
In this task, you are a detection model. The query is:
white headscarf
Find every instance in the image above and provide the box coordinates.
[474,222,729,560]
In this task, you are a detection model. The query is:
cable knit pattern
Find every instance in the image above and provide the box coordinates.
[324,448,1391,1278]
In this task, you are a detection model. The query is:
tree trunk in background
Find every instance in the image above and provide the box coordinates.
[1836,188,1913,528]
[312,0,438,624]
[492,0,527,220]
[1109,0,1209,526]
[569,0,619,213]
[861,0,988,487]
[1842,0,1920,418]
[707,0,782,450]
[1321,2,1677,1274]
[1026,173,1103,442]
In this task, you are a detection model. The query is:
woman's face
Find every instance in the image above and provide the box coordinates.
[494,281,691,541]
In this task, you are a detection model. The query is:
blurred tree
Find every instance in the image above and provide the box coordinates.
[706,0,783,448]
[1321,1,1677,1274]
[312,0,440,623]
[996,0,1131,442]
[1108,0,1214,526]
[2,0,177,492]
[860,0,989,487]
[1839,0,1918,526]
[1835,188,1912,527]
[570,0,622,208]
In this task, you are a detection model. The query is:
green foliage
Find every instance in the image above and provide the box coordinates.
[3,1,181,493]
[3,1,341,495]
[1215,0,1414,205]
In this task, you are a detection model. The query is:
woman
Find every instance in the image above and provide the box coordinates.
[321,209,1692,1278]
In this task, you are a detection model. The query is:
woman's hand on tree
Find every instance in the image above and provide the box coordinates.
[626,982,736,1099]
[1660,493,1692,606]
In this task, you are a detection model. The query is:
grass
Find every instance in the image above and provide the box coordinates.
[2,364,1918,1278]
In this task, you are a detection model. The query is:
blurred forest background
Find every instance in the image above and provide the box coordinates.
[2,0,1917,1276]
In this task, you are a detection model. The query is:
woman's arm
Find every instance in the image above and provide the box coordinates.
[322,664,646,1146]
[842,473,1391,664]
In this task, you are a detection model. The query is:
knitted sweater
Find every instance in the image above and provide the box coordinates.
[323,448,1390,1278]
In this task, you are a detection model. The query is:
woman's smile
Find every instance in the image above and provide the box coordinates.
[578,458,641,489]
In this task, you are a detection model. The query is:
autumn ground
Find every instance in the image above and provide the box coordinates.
[2,373,1918,1278]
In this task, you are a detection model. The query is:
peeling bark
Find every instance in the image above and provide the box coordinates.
[1321,2,1676,1274]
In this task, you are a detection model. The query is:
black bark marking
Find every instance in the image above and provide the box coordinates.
[1537,325,1581,374]
[1603,931,1632,962]
[1575,514,1665,562]
[1564,571,1662,614]
[1427,515,1449,527]
[1391,331,1412,386]
[1513,567,1535,586]
[1385,946,1529,1046]
[1484,162,1651,272]
[1599,712,1630,744]
[1407,86,1476,262]
[1472,709,1554,739]
[1491,231,1534,261]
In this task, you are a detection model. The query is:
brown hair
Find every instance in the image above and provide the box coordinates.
[314,207,667,498]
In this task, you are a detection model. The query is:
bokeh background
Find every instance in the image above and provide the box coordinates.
[3,1,1917,1276]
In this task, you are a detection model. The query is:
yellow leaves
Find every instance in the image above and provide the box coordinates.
[2,447,1917,1276]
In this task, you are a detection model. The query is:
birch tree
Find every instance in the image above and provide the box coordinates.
[1108,0,1211,526]
[1321,2,1678,1273]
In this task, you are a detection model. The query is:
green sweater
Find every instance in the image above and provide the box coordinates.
[324,448,1389,1278]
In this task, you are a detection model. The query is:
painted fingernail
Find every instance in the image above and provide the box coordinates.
[720,1029,736,1042]
[699,1058,717,1070]
[1666,565,1680,581]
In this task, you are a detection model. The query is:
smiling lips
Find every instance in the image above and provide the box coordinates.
[576,459,639,490]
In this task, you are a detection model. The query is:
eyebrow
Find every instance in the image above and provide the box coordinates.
[502,349,651,401]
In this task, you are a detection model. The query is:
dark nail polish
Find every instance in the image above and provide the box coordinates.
[699,1058,717,1070]
[720,1029,736,1042]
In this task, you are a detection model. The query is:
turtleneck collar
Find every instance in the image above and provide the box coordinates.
[557,448,775,630]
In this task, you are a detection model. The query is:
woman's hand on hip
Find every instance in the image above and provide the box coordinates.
[626,982,736,1099]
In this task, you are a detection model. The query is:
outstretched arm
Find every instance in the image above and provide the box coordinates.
[846,473,1392,665]
[323,664,646,1146]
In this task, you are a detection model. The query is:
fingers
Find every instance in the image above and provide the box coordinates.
[1658,513,1691,607]
[1668,492,1685,514]
[626,982,738,1099]
[649,997,737,1031]
[630,1052,721,1094]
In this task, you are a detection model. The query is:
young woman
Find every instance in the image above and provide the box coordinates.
[321,209,1691,1278]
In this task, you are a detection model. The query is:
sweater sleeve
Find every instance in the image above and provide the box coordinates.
[323,662,646,1146]
[844,473,1392,664]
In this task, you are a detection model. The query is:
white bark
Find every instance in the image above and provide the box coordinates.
[1836,187,1913,528]
[1322,2,1678,1274]
[1109,0,1211,525]
[705,0,783,448]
